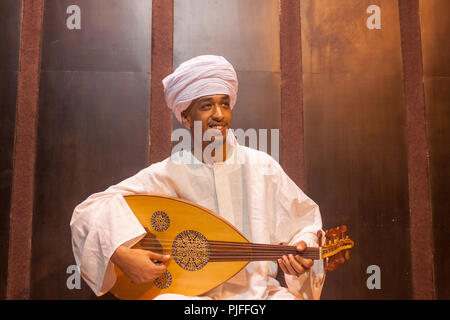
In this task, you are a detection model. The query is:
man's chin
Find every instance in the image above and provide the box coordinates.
[204,128,228,143]
[210,135,226,145]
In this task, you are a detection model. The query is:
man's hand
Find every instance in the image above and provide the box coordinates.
[277,241,314,277]
[111,245,171,284]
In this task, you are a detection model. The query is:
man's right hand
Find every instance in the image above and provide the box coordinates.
[110,245,171,284]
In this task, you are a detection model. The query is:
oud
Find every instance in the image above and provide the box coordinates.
[110,195,354,299]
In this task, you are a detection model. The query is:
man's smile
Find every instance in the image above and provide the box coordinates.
[207,122,228,133]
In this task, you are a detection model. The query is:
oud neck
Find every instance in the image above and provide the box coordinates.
[208,241,321,262]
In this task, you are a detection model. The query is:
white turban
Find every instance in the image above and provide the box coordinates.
[162,55,238,124]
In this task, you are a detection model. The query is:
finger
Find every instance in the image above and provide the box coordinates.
[279,257,291,275]
[152,257,168,268]
[150,252,171,261]
[296,241,307,252]
[143,268,166,283]
[152,264,167,275]
[295,255,314,269]
[289,254,306,275]
[279,257,296,276]
[148,251,171,262]
[292,255,312,274]
[278,258,288,275]
[282,255,298,276]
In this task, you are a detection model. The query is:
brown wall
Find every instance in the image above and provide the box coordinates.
[0,0,22,300]
[301,0,412,299]
[420,0,450,299]
[31,0,152,299]
[2,0,448,299]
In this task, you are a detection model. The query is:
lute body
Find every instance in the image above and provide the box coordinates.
[109,195,353,300]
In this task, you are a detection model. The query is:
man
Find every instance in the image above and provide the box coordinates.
[70,55,333,299]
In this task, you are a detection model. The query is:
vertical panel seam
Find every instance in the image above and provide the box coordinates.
[149,0,174,165]
[7,0,44,300]
[398,0,435,300]
[279,0,306,190]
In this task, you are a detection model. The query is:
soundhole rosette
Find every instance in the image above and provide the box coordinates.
[151,211,170,232]
[172,230,210,271]
[153,270,172,289]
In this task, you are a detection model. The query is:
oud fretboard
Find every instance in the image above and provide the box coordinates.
[208,241,321,261]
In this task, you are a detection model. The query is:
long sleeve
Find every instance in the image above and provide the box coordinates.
[70,164,172,296]
[269,159,326,299]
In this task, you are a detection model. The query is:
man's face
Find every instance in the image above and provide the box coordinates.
[181,94,232,143]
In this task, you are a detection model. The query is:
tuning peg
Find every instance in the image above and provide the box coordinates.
[330,228,340,243]
[317,230,323,246]
[325,229,331,245]
[339,225,348,239]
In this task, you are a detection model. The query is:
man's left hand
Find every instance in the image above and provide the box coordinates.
[277,241,313,277]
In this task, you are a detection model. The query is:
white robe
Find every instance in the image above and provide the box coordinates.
[70,142,326,300]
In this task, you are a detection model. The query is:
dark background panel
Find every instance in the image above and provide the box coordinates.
[31,0,152,299]
[172,0,281,154]
[420,0,450,76]
[0,0,22,300]
[304,74,411,299]
[0,71,19,300]
[31,71,149,299]
[424,78,450,299]
[0,0,22,71]
[420,0,450,299]
[301,0,411,299]
[230,71,281,132]
[173,0,280,73]
[41,0,151,72]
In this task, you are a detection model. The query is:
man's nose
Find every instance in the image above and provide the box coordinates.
[212,104,224,120]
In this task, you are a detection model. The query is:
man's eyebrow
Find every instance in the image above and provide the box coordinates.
[197,97,213,103]
[197,95,229,103]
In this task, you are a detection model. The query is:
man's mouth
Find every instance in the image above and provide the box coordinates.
[208,123,227,131]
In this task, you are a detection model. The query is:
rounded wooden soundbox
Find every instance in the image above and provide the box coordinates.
[109,194,353,300]
[110,194,250,300]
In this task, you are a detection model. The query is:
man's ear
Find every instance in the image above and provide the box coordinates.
[181,100,196,129]
[181,110,191,129]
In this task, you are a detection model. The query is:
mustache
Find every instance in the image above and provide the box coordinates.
[207,122,228,127]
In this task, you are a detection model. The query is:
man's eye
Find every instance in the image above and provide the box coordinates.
[201,104,212,109]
